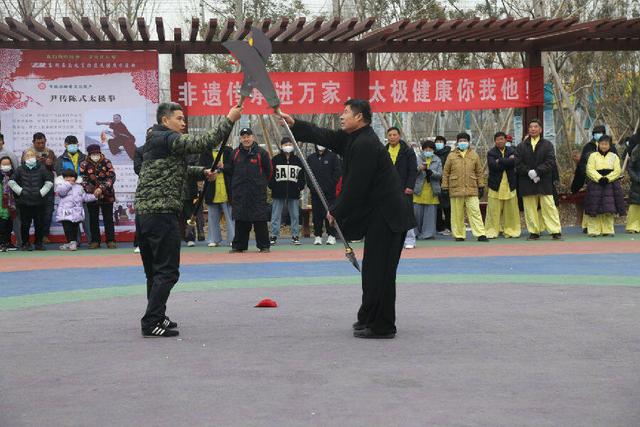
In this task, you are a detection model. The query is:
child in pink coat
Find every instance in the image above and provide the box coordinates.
[55,169,96,250]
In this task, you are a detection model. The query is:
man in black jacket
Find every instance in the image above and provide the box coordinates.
[307,145,341,245]
[515,119,562,240]
[227,128,272,253]
[485,132,520,238]
[280,99,413,339]
[269,137,306,245]
[434,135,452,235]
[385,127,418,249]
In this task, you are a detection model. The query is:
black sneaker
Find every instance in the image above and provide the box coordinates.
[269,236,277,245]
[353,328,395,339]
[291,236,301,245]
[0,245,6,252]
[455,238,465,242]
[352,321,367,331]
[229,248,245,253]
[161,317,178,329]
[259,248,271,253]
[142,325,179,338]
[21,244,33,251]
[552,233,562,240]
[477,235,488,242]
[6,243,17,251]
[34,244,46,251]
[527,233,540,240]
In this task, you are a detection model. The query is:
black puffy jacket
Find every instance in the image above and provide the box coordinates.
[269,152,305,199]
[307,149,341,200]
[487,146,517,192]
[226,142,272,222]
[12,163,53,206]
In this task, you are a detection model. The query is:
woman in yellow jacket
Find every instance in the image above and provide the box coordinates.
[441,132,488,242]
[584,135,626,236]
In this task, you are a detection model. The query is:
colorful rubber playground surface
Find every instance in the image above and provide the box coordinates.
[2,228,639,426]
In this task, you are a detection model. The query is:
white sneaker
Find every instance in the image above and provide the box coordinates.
[187,241,195,247]
[404,244,415,249]
[207,242,219,247]
[313,236,323,245]
[68,241,78,251]
[326,235,336,245]
[59,243,69,250]
[134,246,140,253]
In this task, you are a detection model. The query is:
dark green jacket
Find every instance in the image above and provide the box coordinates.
[134,118,234,215]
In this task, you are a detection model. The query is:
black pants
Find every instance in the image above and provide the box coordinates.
[180,199,196,242]
[232,220,269,250]
[311,195,336,237]
[358,209,405,335]
[61,221,80,243]
[20,204,45,246]
[436,205,451,232]
[137,213,181,330]
[0,217,13,245]
[88,202,115,243]
[43,192,54,236]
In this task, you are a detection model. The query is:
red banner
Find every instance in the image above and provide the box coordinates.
[171,68,543,116]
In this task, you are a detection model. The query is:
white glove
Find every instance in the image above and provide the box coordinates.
[528,169,538,180]
[533,176,541,184]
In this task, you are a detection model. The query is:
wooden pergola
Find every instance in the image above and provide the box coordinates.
[1,15,639,127]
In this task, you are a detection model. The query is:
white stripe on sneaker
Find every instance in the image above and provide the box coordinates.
[152,327,159,334]
[163,319,169,327]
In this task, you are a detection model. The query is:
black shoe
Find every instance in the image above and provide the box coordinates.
[259,248,270,253]
[229,248,245,253]
[269,236,277,245]
[477,235,488,242]
[291,236,301,245]
[353,328,395,339]
[552,233,562,240]
[455,238,465,242]
[161,317,178,329]
[352,321,367,331]
[21,244,33,251]
[6,243,17,251]
[142,325,179,338]
[527,233,540,240]
[0,245,6,252]
[582,228,588,234]
[34,244,46,251]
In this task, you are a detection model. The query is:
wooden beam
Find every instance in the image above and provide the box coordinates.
[0,22,26,41]
[189,17,199,42]
[260,18,271,34]
[174,27,182,42]
[448,17,498,41]
[424,18,477,41]
[232,18,253,40]
[155,17,165,42]
[394,19,444,42]
[334,17,376,42]
[100,16,120,41]
[408,18,463,41]
[25,17,57,41]
[81,17,103,41]
[219,18,235,41]
[5,17,40,41]
[277,16,306,42]
[358,19,409,50]
[137,17,150,42]
[44,17,72,41]
[290,17,323,42]
[63,17,88,41]
[204,18,218,43]
[305,17,340,42]
[118,17,134,42]
[472,17,530,40]
[266,17,289,40]
[322,17,358,42]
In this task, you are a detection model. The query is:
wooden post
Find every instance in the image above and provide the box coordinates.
[171,50,188,132]
[352,51,369,100]
[523,50,543,141]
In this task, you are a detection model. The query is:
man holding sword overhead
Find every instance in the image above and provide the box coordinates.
[135,102,242,337]
[278,101,414,339]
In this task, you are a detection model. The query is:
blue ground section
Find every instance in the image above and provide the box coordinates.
[1,253,638,298]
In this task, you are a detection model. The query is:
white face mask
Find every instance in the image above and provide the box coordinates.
[317,145,326,151]
[1,165,11,173]
[90,154,101,162]
[282,145,294,154]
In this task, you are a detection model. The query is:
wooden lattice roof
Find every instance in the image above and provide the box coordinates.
[0,16,638,53]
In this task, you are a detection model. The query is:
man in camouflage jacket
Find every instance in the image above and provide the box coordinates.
[135,102,242,337]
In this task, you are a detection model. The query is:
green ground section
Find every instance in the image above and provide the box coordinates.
[1,274,638,311]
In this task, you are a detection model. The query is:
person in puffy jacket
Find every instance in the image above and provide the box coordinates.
[8,148,53,251]
[55,169,97,250]
[269,137,306,246]
[412,140,441,240]
[627,142,640,233]
[306,144,341,245]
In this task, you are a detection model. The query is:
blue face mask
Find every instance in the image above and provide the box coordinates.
[435,142,445,151]
[422,151,434,159]
[67,144,78,154]
[458,142,469,151]
[25,158,37,169]
[593,133,603,142]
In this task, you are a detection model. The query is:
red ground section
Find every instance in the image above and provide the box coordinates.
[2,240,639,273]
